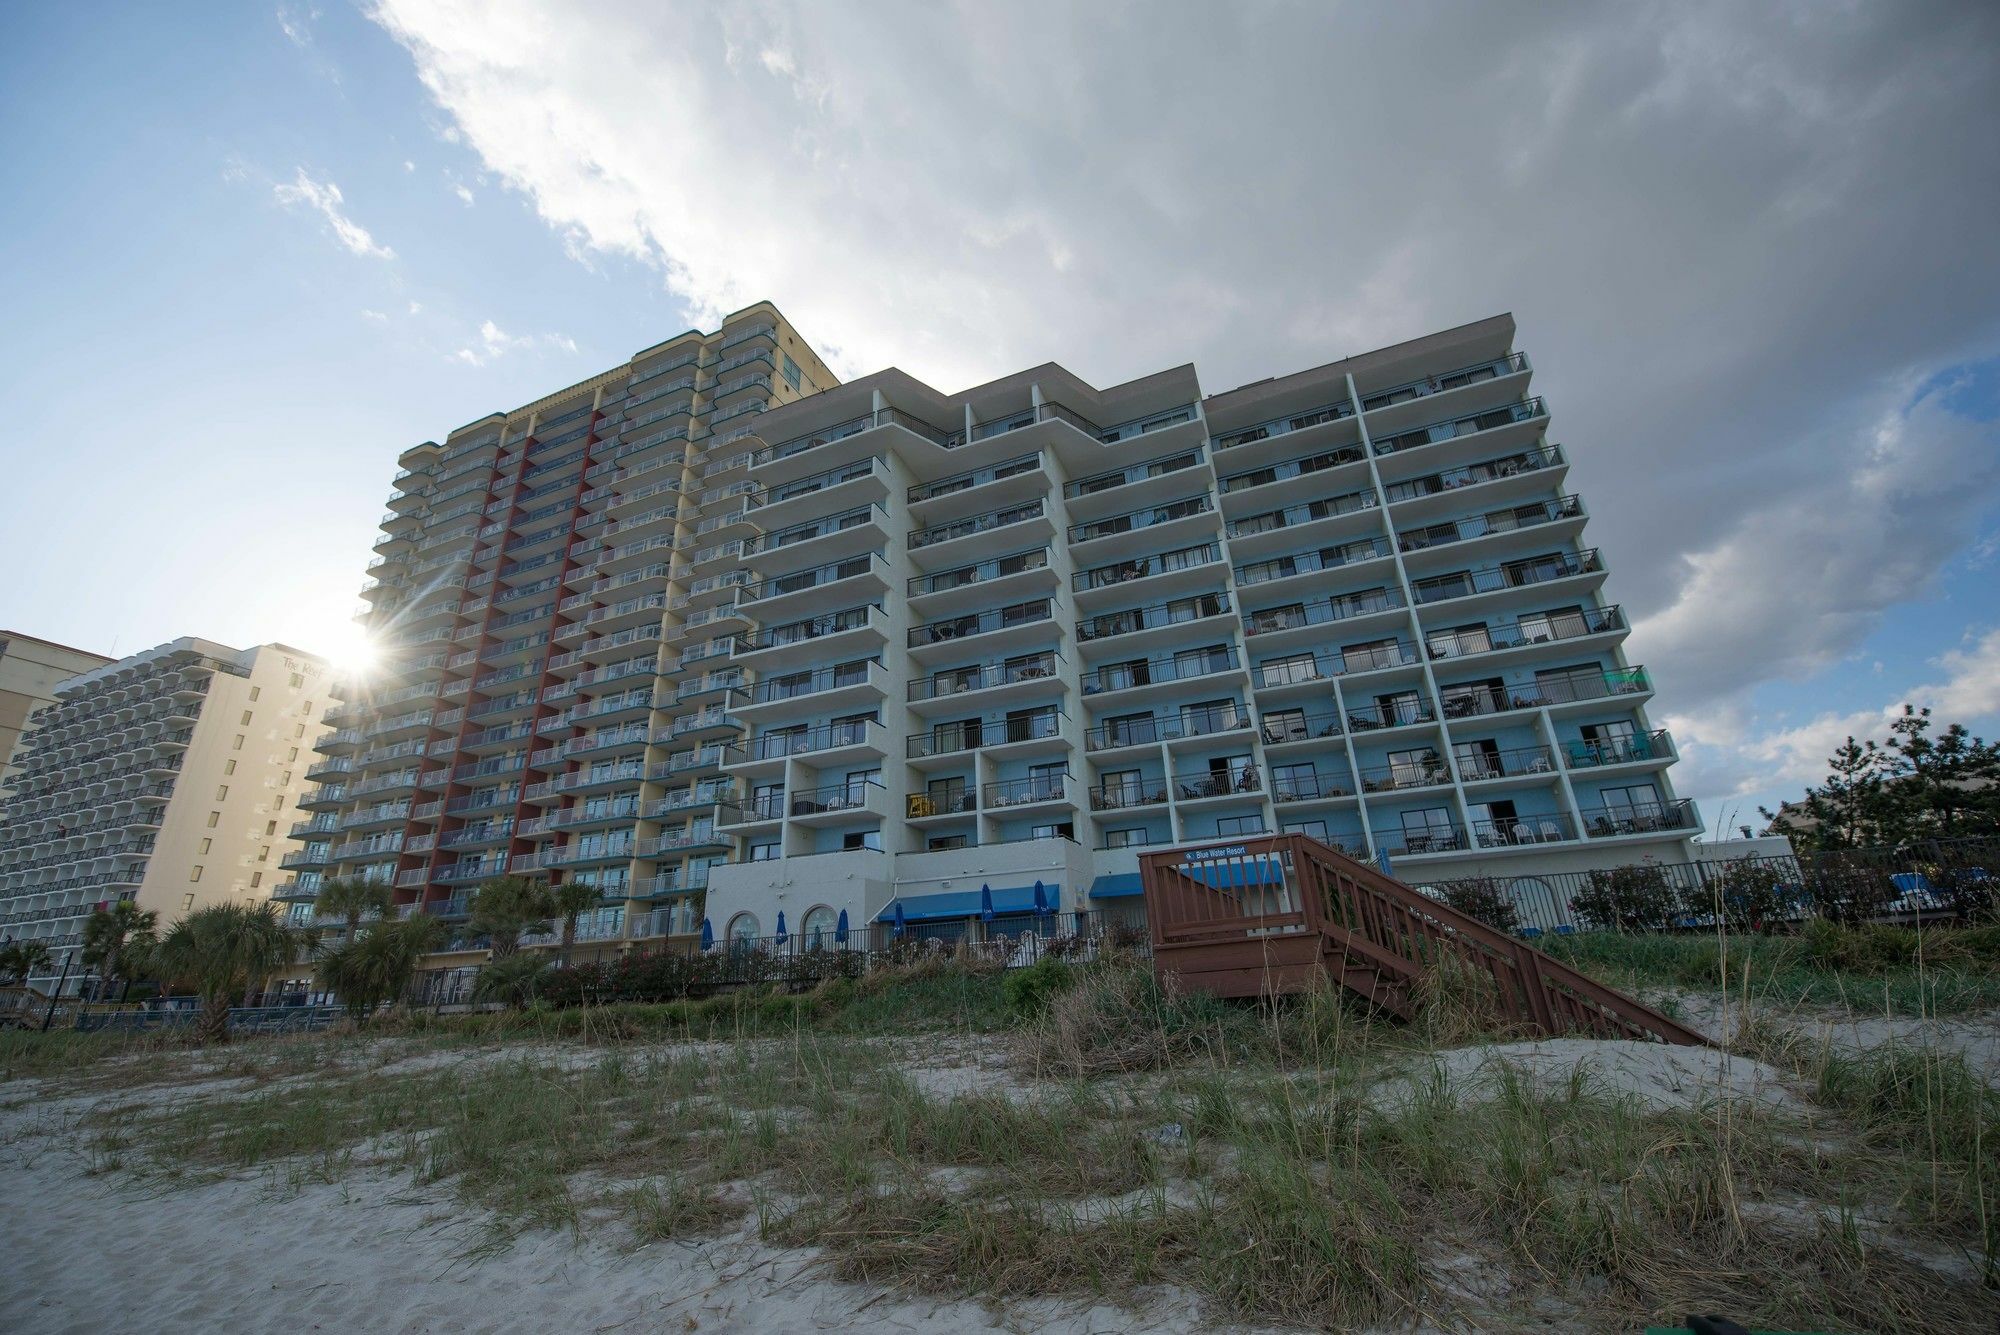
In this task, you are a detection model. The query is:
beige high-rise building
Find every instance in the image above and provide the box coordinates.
[0,631,114,804]
[0,638,334,995]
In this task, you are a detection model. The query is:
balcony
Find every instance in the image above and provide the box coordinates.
[1435,665,1651,721]
[908,710,1063,761]
[1063,446,1205,509]
[1580,799,1698,839]
[1224,489,1379,548]
[742,659,885,718]
[744,503,886,567]
[1067,493,1216,552]
[1410,549,1604,608]
[907,547,1055,612]
[908,451,1042,507]
[742,718,884,765]
[1081,647,1241,702]
[1252,641,1422,695]
[908,597,1056,658]
[1455,745,1559,782]
[908,497,1050,558]
[734,604,886,671]
[908,652,1061,710]
[1369,396,1547,467]
[783,778,887,825]
[743,455,888,525]
[1172,766,1264,804]
[1210,395,1356,453]
[1088,779,1170,812]
[1358,757,1452,793]
[1218,442,1367,496]
[1085,707,1251,753]
[1398,496,1585,556]
[1039,399,1200,445]
[1242,589,1404,641]
[1072,542,1223,597]
[1232,535,1392,587]
[1560,728,1673,771]
[1382,443,1566,508]
[1423,606,1626,662]
[1077,593,1233,652]
[1271,770,1354,803]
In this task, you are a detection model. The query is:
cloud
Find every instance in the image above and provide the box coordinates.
[277,3,320,48]
[1665,626,2000,803]
[369,0,2000,715]
[452,319,574,367]
[272,168,395,259]
[403,159,416,172]
[452,182,475,205]
[360,308,389,323]
[407,300,423,315]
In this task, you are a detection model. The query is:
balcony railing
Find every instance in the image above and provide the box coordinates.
[741,554,884,604]
[1359,757,1451,792]
[1259,711,1345,745]
[1579,798,1697,838]
[909,498,1045,550]
[1081,647,1239,695]
[1073,542,1221,593]
[1219,443,1366,494]
[1064,447,1204,501]
[1561,728,1671,769]
[1243,589,1402,636]
[1370,397,1546,458]
[1077,594,1230,643]
[1225,489,1378,541]
[785,778,884,818]
[1411,549,1602,604]
[746,718,879,762]
[1436,666,1650,720]
[909,653,1059,703]
[1254,641,1421,689]
[1211,396,1355,451]
[747,455,884,509]
[909,710,1062,758]
[908,452,1040,504]
[1084,706,1249,751]
[1088,780,1170,811]
[1271,771,1352,802]
[908,598,1053,648]
[1067,494,1213,545]
[1398,496,1584,553]
[983,774,1071,808]
[1172,766,1263,801]
[1359,351,1529,411]
[746,504,883,556]
[1454,745,1559,781]
[1382,443,1565,504]
[1424,606,1625,660]
[908,547,1050,599]
[736,605,881,655]
[751,660,878,705]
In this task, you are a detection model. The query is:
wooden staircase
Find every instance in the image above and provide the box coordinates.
[1139,834,1708,1046]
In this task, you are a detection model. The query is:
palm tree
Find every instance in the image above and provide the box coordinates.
[317,915,447,1022]
[81,901,158,998]
[148,903,301,1044]
[467,875,551,959]
[547,881,603,967]
[0,941,53,986]
[471,953,550,1010]
[315,877,394,941]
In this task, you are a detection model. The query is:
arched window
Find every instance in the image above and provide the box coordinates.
[802,905,836,947]
[727,912,761,949]
[1507,876,1557,932]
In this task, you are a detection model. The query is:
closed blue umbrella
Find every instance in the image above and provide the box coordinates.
[1032,879,1052,915]
[834,907,849,945]
[978,883,995,922]
[699,918,714,950]
[1375,847,1395,880]
[774,910,788,944]
[890,899,907,936]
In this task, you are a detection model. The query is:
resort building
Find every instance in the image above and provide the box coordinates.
[0,630,114,806]
[306,307,1693,961]
[0,638,334,994]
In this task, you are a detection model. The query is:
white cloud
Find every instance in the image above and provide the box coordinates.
[368,0,2000,723]
[403,159,417,173]
[277,3,319,48]
[360,308,389,322]
[452,183,475,205]
[452,319,574,367]
[407,300,423,315]
[272,168,395,259]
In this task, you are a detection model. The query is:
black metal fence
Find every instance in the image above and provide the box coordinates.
[1411,837,1999,938]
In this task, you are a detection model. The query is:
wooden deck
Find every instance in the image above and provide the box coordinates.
[1139,833,1709,1046]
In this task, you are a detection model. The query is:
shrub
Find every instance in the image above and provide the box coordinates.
[1705,858,1798,931]
[1569,863,1680,932]
[1434,876,1518,935]
[1001,957,1076,1018]
[472,954,553,1009]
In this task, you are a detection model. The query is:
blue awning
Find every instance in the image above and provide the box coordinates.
[1089,873,1144,900]
[874,884,1055,923]
[1177,855,1286,888]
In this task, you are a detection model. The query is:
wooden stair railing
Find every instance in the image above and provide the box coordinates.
[1140,834,1709,1047]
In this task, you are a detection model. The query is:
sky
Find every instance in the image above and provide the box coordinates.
[1,1,1996,835]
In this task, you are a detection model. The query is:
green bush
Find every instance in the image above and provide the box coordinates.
[1435,876,1519,935]
[1569,863,1681,932]
[1001,958,1076,1017]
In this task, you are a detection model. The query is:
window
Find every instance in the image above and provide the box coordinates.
[190,866,203,882]
[275,796,285,810]
[258,846,270,862]
[241,710,254,726]
[1029,822,1074,841]
[232,735,245,751]
[183,893,195,910]
[295,724,306,738]
[928,834,970,851]
[1260,708,1308,744]
[199,838,212,854]
[801,904,835,945]
[302,701,313,715]
[249,686,261,701]
[1103,827,1148,849]
[1387,747,1442,786]
[290,673,304,688]
[781,353,802,390]
[1258,652,1318,688]
[840,830,883,851]
[1217,814,1267,836]
[251,872,262,888]
[1398,808,1458,852]
[750,842,780,861]
[223,759,237,775]
[215,785,228,801]
[727,912,761,945]
[281,771,292,785]
[206,811,220,828]
[1273,763,1318,801]
[287,747,298,761]
[265,821,276,835]
[1281,818,1330,841]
